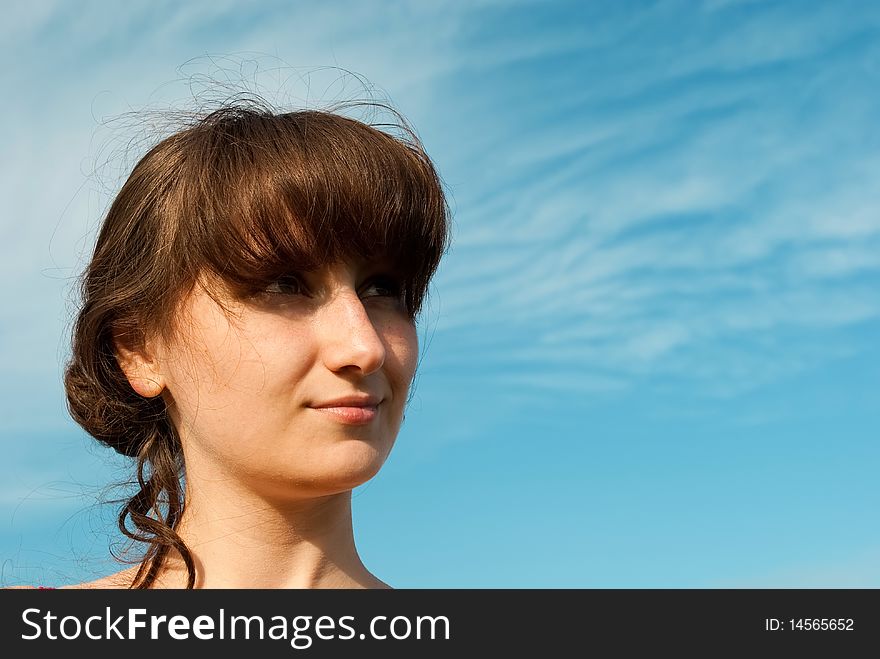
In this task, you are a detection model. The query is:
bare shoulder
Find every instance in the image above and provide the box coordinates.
[62,567,140,590]
[1,567,140,590]
[359,574,393,589]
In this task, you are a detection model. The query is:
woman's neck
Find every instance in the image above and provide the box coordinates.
[151,486,388,589]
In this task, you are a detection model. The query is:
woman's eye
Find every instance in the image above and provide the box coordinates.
[363,276,403,299]
[256,273,402,302]
[263,274,306,296]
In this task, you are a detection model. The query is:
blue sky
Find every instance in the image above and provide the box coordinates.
[2,0,879,587]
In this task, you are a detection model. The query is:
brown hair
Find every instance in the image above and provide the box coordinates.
[63,99,451,588]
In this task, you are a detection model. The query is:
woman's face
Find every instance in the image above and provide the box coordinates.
[144,257,418,500]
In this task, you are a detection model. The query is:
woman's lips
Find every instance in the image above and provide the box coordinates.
[311,405,378,425]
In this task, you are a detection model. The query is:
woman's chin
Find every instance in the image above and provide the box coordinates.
[324,441,389,488]
[269,441,391,496]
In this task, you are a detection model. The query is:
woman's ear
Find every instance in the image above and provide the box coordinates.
[113,327,165,398]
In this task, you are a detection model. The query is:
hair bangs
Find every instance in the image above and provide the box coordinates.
[173,108,450,318]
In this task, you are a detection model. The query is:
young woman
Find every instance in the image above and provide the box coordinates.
[56,100,450,588]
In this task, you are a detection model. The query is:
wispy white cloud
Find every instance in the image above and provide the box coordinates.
[419,1,880,400]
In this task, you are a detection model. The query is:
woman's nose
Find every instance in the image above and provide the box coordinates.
[316,289,386,375]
